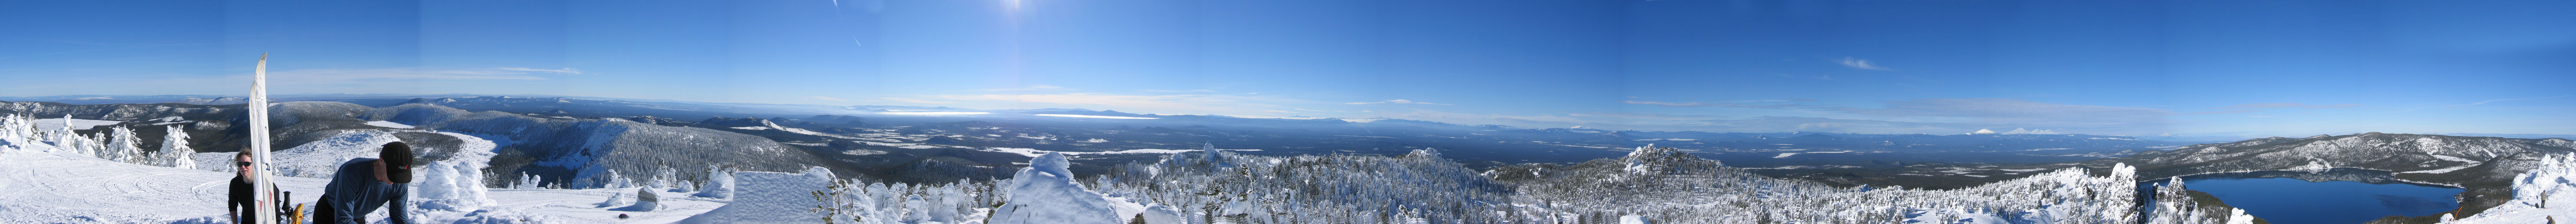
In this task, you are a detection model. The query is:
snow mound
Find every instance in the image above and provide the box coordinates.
[2453,153,2576,223]
[1619,215,1652,224]
[610,187,663,212]
[678,167,837,224]
[692,165,736,199]
[990,152,1122,224]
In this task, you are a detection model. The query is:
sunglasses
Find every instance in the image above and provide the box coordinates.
[237,161,253,167]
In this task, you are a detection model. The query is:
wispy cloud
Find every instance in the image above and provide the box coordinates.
[2180,110,2260,115]
[1621,100,1815,109]
[2451,95,2572,107]
[918,93,1292,115]
[1346,99,1452,105]
[974,84,1069,91]
[494,67,583,75]
[2215,103,2361,109]
[1565,112,1725,120]
[1838,57,1892,71]
[1821,98,2172,135]
[1138,89,1217,93]
[876,97,957,104]
[259,67,589,85]
[805,96,849,102]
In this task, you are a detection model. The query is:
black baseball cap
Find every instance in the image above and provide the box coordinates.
[381,141,414,184]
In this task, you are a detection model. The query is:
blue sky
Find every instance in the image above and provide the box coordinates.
[3,0,2572,137]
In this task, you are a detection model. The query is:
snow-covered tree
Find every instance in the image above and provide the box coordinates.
[0,114,32,152]
[513,173,545,189]
[652,165,678,189]
[695,165,736,199]
[990,152,1121,224]
[53,115,88,157]
[154,125,195,169]
[102,126,143,164]
[604,169,634,189]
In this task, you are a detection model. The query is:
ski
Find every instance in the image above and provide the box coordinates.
[249,53,278,224]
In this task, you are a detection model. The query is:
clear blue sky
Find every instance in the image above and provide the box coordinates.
[3,0,2572,137]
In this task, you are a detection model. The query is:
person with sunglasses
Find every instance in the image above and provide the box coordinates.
[229,152,279,224]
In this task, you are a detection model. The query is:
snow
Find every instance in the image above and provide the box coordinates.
[2451,153,2576,223]
[1772,149,1855,158]
[33,118,120,130]
[1139,203,1183,224]
[2401,165,2476,174]
[1773,150,1853,158]
[1034,114,1159,119]
[364,121,415,128]
[679,167,836,224]
[989,152,1122,224]
[0,148,329,223]
[1902,208,2007,224]
[1620,215,1653,224]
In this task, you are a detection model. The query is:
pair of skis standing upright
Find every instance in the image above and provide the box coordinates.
[244,53,306,224]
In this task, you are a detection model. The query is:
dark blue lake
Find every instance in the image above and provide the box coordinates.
[2146,168,2465,224]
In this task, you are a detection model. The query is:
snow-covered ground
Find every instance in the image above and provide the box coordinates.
[0,148,331,223]
[33,118,121,130]
[0,130,726,224]
[2451,153,2576,223]
[364,121,415,129]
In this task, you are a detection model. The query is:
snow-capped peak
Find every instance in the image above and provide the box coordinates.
[1623,144,1675,174]
[1967,129,1999,135]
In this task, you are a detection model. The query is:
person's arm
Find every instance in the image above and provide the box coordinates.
[388,187,410,224]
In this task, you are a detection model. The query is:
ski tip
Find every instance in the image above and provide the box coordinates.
[259,52,268,60]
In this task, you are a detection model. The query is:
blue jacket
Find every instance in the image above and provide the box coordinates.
[320,158,409,224]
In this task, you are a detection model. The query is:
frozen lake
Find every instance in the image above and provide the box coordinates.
[2147,168,2464,224]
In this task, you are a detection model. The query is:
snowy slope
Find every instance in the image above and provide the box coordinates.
[1,126,726,224]
[2452,153,2576,223]
[0,146,330,223]
[33,118,121,130]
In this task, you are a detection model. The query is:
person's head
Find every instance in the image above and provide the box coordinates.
[235,152,254,177]
[378,141,413,184]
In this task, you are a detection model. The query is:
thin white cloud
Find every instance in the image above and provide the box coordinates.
[1345,99,1452,105]
[494,67,582,75]
[1824,98,2170,135]
[1621,100,1814,109]
[1838,57,1892,71]
[915,93,1295,115]
[877,97,957,104]
[974,84,1069,91]
[2215,103,2361,109]
[1566,112,1725,120]
[1137,89,1218,93]
[2450,95,2572,107]
[805,96,850,102]
[250,67,591,85]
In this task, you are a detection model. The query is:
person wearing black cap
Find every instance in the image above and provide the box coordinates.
[313,141,414,224]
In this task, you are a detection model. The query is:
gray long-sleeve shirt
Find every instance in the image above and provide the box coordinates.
[320,158,408,224]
